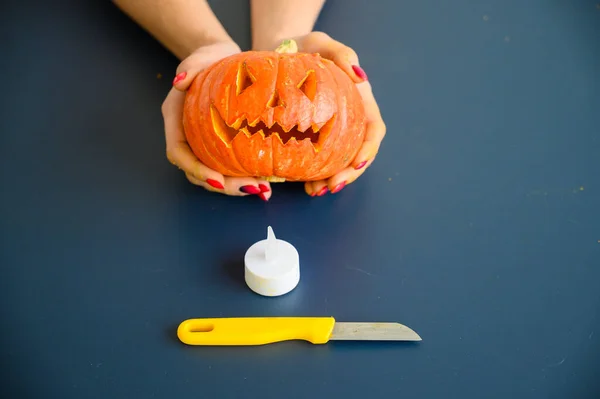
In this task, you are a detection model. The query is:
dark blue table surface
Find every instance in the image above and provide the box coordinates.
[1,1,599,398]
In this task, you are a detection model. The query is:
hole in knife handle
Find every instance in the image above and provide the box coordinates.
[188,322,214,333]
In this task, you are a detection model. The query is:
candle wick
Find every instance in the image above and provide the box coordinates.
[265,226,278,262]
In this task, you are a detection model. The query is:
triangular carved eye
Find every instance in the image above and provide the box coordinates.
[236,61,256,96]
[267,90,285,108]
[297,70,317,101]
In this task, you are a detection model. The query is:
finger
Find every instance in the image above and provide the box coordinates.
[185,173,219,192]
[298,32,367,84]
[222,177,271,199]
[187,172,272,200]
[306,158,375,197]
[255,179,273,202]
[304,180,329,197]
[350,121,385,170]
[328,158,375,194]
[304,181,316,196]
[349,83,387,169]
[162,87,225,189]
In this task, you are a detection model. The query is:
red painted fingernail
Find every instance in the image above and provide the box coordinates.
[259,192,269,201]
[206,179,224,189]
[316,186,329,196]
[331,181,346,194]
[173,71,187,85]
[258,184,270,193]
[240,185,261,194]
[355,160,367,170]
[352,65,368,81]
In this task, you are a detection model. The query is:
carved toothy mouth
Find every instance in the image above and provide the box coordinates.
[210,105,335,151]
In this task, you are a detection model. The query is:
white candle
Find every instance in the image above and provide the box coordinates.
[244,226,300,297]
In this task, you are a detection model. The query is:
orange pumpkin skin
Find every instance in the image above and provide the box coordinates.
[182,45,366,182]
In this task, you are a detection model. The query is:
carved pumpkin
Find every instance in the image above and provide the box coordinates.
[182,40,366,182]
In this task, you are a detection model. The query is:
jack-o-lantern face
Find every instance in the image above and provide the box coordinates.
[183,42,366,182]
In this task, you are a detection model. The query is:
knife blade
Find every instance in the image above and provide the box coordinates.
[330,321,421,341]
[177,317,421,346]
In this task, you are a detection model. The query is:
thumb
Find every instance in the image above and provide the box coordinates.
[171,53,213,91]
[299,32,368,84]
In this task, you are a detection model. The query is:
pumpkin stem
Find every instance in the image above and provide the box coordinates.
[275,39,298,54]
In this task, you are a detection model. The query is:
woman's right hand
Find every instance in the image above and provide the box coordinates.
[162,41,272,201]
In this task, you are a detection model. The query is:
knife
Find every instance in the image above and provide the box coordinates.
[177,317,422,346]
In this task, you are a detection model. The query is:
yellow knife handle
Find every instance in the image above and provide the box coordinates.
[177,317,336,346]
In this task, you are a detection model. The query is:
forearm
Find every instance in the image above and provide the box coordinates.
[250,0,326,50]
[113,0,235,60]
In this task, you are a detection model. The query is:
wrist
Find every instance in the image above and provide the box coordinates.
[252,38,281,52]
[184,33,239,58]
[250,0,324,51]
[252,34,303,52]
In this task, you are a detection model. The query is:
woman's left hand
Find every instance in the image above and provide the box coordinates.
[283,32,387,196]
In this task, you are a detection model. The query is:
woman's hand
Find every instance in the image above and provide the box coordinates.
[162,41,272,201]
[282,32,387,196]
